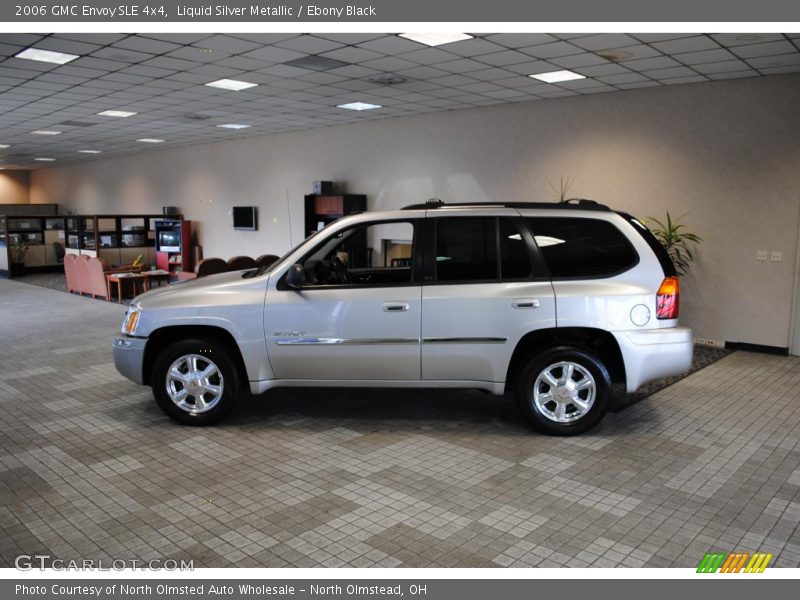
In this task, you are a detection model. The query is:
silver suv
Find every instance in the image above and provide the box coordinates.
[113,200,693,435]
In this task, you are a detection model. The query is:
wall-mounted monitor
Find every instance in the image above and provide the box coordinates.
[233,206,257,231]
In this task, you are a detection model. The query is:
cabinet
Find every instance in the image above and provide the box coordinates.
[304,194,366,238]
[155,219,193,275]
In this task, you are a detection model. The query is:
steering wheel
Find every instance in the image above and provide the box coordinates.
[332,256,349,284]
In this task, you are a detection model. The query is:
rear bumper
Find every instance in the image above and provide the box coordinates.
[113,335,147,385]
[612,327,694,393]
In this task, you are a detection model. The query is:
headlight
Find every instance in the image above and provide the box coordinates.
[121,308,141,336]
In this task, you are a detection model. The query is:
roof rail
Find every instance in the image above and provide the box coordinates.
[401,198,610,211]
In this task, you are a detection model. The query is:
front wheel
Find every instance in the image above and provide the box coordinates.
[152,338,241,425]
[516,346,611,435]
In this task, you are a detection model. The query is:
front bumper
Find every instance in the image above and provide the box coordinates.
[113,335,147,385]
[613,327,694,393]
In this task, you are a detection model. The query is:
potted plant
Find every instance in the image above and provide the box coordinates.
[9,238,31,278]
[645,212,702,276]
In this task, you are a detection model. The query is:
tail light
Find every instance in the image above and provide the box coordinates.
[656,276,679,320]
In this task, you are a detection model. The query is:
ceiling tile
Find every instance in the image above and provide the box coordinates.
[484,33,557,48]
[197,35,264,54]
[731,40,798,58]
[113,36,181,55]
[521,41,584,59]
[571,33,639,51]
[652,36,720,54]
[241,46,306,64]
[673,48,737,65]
[709,33,787,47]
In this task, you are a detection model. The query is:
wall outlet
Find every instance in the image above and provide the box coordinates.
[756,250,768,261]
[696,337,706,345]
[770,251,782,262]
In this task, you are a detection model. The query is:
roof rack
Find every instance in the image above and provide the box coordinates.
[401,198,610,211]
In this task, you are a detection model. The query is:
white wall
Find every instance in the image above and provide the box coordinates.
[30,74,800,349]
[0,170,30,204]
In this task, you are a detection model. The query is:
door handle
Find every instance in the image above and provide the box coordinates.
[382,302,410,312]
[511,298,540,309]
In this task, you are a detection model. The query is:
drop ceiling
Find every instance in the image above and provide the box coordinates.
[0,32,798,169]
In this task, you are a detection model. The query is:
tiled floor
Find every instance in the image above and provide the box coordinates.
[1,278,799,568]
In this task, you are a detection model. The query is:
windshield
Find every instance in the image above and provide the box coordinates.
[245,228,327,278]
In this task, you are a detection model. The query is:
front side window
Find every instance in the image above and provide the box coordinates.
[298,220,415,286]
[527,217,638,278]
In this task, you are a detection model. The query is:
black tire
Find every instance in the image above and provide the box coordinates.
[151,338,241,425]
[515,346,611,436]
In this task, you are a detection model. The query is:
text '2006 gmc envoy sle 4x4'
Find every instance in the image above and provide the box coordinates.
[114,199,693,435]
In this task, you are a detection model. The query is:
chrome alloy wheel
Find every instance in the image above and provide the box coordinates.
[532,361,596,423]
[166,354,224,414]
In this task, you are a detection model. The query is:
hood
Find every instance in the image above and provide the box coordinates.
[134,270,267,309]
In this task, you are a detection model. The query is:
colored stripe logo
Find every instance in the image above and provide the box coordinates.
[697,552,772,573]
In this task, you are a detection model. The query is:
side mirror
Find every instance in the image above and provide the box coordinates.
[285,264,306,289]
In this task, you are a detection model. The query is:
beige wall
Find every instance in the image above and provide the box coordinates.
[0,170,30,204]
[30,74,800,348]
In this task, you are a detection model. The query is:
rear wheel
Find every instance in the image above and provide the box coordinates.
[516,346,610,435]
[152,338,241,425]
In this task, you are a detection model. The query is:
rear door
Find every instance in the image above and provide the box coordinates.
[420,210,556,384]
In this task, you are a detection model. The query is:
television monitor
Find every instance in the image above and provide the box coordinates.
[233,206,257,231]
[158,230,180,253]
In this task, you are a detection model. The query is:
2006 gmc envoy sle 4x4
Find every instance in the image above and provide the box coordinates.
[113,199,693,435]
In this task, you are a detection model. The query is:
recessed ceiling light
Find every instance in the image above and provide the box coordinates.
[205,78,258,91]
[35,157,56,162]
[98,110,137,118]
[399,33,473,47]
[0,144,9,149]
[217,123,251,130]
[78,150,102,154]
[337,102,382,111]
[529,70,587,83]
[136,138,165,143]
[597,50,634,63]
[366,74,408,85]
[31,130,62,135]
[16,47,79,65]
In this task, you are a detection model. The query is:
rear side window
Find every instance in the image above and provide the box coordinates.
[436,217,497,281]
[527,217,638,278]
[499,218,533,280]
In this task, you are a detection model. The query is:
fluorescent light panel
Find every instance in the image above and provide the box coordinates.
[35,158,55,162]
[205,78,258,91]
[529,70,586,83]
[31,130,61,135]
[337,102,382,111]
[136,138,165,143]
[0,144,9,149]
[16,47,79,65]
[78,150,102,154]
[217,123,251,129]
[399,33,473,47]
[98,110,137,118]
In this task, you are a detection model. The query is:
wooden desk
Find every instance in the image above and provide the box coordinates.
[105,272,145,303]
[140,270,171,291]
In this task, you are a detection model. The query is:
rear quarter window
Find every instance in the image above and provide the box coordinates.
[526,217,638,278]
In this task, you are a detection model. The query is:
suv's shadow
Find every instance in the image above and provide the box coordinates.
[225,387,533,434]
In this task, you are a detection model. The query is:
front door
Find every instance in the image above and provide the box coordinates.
[421,214,556,383]
[265,219,422,380]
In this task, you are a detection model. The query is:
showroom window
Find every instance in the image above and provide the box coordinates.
[299,220,416,286]
[527,217,638,278]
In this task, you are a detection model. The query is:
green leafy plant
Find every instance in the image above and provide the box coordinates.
[645,212,702,276]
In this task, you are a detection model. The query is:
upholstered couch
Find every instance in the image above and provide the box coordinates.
[64,255,142,300]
